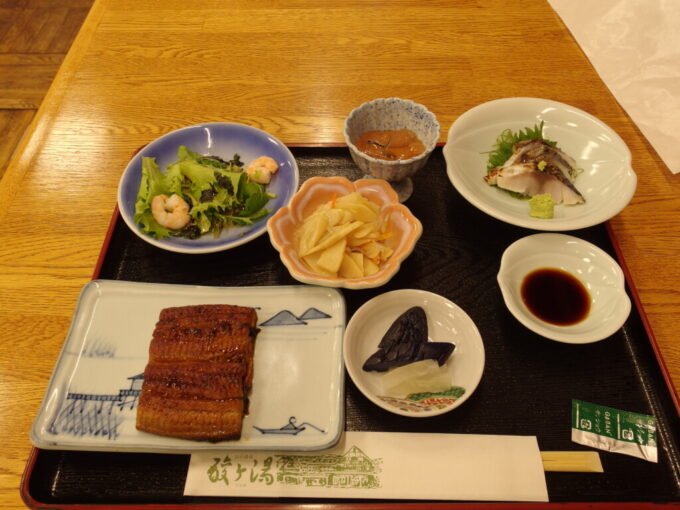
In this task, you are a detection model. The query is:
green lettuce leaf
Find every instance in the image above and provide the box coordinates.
[132,144,276,240]
[177,145,204,161]
[179,159,217,195]
[133,157,174,238]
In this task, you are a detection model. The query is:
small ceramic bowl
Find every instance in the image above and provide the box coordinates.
[343,98,440,200]
[497,233,631,344]
[267,176,422,290]
[344,289,485,418]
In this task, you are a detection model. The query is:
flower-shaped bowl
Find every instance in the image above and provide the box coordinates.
[443,97,637,231]
[267,176,422,289]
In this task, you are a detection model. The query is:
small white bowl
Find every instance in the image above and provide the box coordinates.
[344,289,485,418]
[497,233,631,344]
[343,98,440,199]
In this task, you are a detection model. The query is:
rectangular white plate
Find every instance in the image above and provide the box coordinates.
[31,280,345,453]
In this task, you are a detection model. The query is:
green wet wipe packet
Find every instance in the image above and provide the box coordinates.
[572,399,657,462]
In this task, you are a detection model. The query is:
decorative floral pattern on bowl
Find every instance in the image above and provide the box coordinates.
[343,97,440,182]
[267,176,423,290]
[377,386,466,415]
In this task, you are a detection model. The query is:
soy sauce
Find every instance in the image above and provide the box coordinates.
[521,268,591,326]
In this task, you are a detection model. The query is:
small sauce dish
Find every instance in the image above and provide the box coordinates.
[497,233,631,344]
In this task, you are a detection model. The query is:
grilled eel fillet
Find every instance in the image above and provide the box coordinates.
[137,393,245,441]
[136,304,259,441]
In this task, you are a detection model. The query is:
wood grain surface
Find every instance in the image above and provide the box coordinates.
[0,1,678,508]
[0,0,92,180]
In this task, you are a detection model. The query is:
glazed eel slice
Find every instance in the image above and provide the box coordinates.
[149,304,259,388]
[136,391,245,441]
[136,304,259,442]
[140,360,248,400]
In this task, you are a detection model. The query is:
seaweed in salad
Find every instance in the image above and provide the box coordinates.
[134,145,276,239]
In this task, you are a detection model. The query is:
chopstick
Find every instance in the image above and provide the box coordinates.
[541,451,603,472]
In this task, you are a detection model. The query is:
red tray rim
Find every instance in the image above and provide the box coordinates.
[20,144,680,509]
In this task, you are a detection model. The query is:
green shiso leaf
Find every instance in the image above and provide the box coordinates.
[484,121,557,172]
[238,181,269,217]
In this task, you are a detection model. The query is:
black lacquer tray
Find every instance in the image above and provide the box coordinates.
[21,146,680,509]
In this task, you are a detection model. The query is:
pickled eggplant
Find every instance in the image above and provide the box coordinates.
[362,306,455,372]
[417,341,455,366]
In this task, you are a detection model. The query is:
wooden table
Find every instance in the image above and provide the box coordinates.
[1,1,678,508]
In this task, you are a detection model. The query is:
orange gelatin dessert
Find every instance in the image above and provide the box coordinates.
[355,129,425,161]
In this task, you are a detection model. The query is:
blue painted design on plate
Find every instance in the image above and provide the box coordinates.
[49,373,143,440]
[260,307,332,326]
[260,310,307,326]
[253,416,326,435]
[299,307,332,320]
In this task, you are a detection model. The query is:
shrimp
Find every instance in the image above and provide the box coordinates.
[151,193,191,230]
[246,156,279,184]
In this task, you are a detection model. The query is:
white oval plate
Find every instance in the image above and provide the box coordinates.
[344,289,485,418]
[443,97,637,230]
[497,233,631,343]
